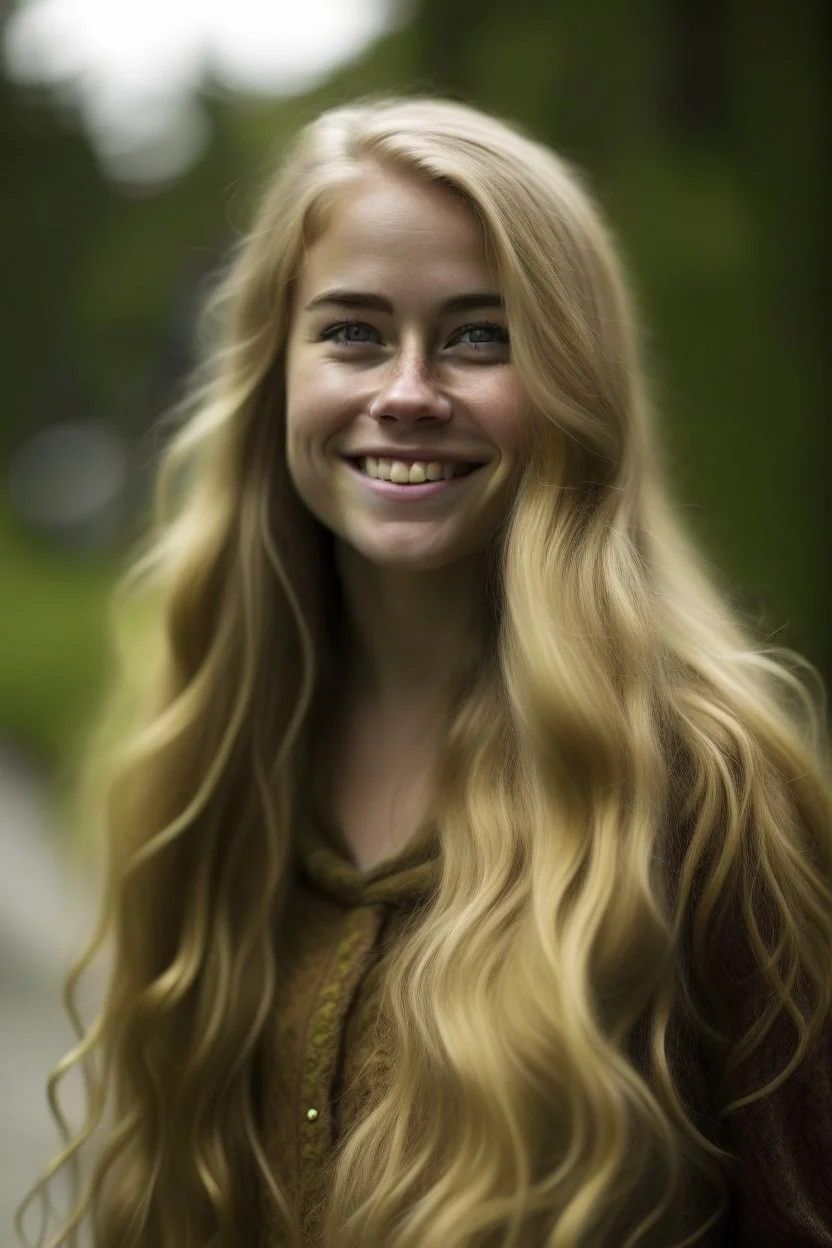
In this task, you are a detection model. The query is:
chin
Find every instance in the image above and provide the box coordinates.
[344,529,485,573]
[358,547,460,572]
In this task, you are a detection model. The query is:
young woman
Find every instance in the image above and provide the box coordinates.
[17,97,832,1248]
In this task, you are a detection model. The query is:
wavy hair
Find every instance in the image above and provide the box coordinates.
[16,96,832,1248]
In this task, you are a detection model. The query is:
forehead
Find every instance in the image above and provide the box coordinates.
[296,170,496,302]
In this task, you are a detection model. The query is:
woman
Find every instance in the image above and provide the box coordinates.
[17,97,832,1248]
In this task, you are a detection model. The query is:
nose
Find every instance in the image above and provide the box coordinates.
[368,349,452,426]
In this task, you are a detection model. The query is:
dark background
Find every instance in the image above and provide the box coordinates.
[1,0,829,813]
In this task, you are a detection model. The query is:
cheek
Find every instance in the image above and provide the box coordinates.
[286,353,363,445]
[285,362,332,472]
[284,360,347,522]
[483,375,529,457]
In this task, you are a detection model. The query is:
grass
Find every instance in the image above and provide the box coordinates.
[0,500,119,803]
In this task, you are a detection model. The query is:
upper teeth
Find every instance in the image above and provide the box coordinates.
[359,457,471,483]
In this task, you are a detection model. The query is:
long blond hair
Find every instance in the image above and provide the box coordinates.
[16,96,832,1248]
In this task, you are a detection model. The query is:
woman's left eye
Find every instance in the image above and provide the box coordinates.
[450,322,510,349]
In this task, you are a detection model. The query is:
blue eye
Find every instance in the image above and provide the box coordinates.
[320,320,379,345]
[318,318,509,352]
[451,321,510,349]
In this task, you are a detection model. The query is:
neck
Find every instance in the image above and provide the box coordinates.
[334,543,488,714]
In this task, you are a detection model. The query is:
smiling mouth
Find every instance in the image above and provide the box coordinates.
[347,456,481,484]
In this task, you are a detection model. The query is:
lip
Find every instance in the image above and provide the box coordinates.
[343,457,485,500]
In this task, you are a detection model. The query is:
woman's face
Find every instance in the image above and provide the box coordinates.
[284,168,529,571]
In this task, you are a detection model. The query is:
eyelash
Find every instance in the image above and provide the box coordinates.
[319,318,510,349]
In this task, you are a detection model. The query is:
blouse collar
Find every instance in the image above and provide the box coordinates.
[296,800,441,909]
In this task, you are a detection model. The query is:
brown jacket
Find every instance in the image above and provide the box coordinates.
[260,805,832,1246]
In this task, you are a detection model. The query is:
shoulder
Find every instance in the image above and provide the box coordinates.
[672,870,832,1245]
[719,1004,832,1246]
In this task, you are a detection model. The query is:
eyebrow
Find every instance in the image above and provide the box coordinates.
[303,289,504,315]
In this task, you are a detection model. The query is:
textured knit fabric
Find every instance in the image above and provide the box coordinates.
[260,805,832,1247]
[260,801,441,1247]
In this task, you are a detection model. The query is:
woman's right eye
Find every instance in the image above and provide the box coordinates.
[320,320,380,346]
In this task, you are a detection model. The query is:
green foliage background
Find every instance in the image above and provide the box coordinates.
[1,1,828,796]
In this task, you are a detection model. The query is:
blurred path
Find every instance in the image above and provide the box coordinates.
[0,740,99,1247]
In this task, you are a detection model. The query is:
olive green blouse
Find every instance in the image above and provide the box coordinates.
[259,807,832,1246]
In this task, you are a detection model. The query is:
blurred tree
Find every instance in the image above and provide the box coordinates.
[415,0,830,687]
[0,1,828,774]
[0,14,416,768]
[0,70,108,455]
